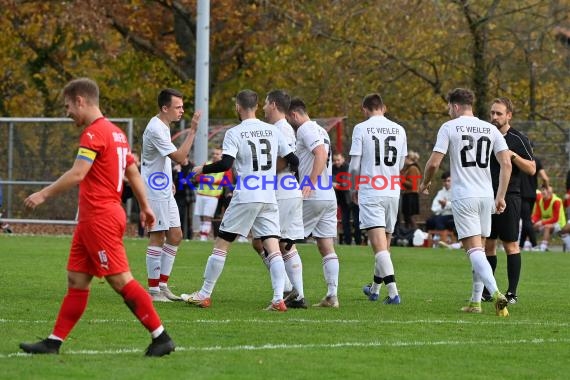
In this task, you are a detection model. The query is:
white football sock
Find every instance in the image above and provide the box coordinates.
[146,246,162,291]
[468,248,498,295]
[562,234,570,249]
[470,269,484,303]
[258,248,292,291]
[267,252,286,302]
[322,253,339,297]
[201,249,227,297]
[375,250,398,298]
[200,221,212,239]
[370,265,382,294]
[159,243,178,286]
[283,249,304,299]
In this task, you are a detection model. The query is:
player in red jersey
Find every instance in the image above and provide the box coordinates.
[19,78,175,357]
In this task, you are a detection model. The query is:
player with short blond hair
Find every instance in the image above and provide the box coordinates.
[20,77,174,356]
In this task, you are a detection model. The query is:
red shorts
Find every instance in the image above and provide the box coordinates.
[68,208,130,277]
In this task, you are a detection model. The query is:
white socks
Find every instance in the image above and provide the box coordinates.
[267,252,286,303]
[159,243,178,286]
[467,248,498,295]
[374,251,398,298]
[201,249,227,297]
[322,253,339,297]
[146,246,162,291]
[200,221,212,240]
[470,269,484,303]
[283,249,304,299]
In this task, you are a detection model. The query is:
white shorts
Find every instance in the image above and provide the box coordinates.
[278,197,304,240]
[194,194,219,218]
[359,196,399,233]
[302,199,337,238]
[148,196,181,232]
[452,197,494,240]
[219,202,280,238]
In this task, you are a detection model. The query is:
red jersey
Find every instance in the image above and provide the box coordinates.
[76,117,134,221]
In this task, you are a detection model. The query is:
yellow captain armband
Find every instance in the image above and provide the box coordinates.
[77,147,97,162]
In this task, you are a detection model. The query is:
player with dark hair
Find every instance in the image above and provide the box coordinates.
[249,89,307,308]
[351,93,407,304]
[141,88,201,302]
[287,97,340,308]
[419,88,511,316]
[182,89,299,311]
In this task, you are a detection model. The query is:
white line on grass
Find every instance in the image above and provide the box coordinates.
[2,338,570,358]
[1,318,569,327]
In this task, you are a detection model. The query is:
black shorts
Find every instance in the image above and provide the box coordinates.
[489,193,521,242]
[401,193,419,216]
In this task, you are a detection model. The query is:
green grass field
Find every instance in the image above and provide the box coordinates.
[1,234,569,379]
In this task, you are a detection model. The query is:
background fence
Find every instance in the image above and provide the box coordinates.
[1,116,569,230]
[0,118,133,222]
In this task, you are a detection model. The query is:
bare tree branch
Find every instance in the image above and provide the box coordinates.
[106,11,191,81]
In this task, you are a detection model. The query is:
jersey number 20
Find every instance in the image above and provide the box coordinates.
[460,135,491,168]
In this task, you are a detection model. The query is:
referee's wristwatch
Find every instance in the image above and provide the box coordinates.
[511,153,518,161]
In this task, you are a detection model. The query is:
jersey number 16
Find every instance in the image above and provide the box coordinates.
[372,135,398,167]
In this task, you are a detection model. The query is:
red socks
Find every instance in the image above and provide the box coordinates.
[52,287,89,340]
[51,280,162,340]
[120,280,162,333]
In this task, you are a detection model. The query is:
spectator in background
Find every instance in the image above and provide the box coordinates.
[122,151,145,237]
[532,185,565,252]
[332,153,360,245]
[519,154,548,251]
[213,167,237,239]
[194,147,234,241]
[173,156,196,240]
[425,171,454,232]
[400,150,421,230]
[560,170,570,216]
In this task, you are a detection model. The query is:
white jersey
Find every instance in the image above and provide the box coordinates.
[141,116,177,200]
[295,120,336,201]
[349,115,408,200]
[275,118,302,200]
[433,115,508,200]
[223,118,292,204]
